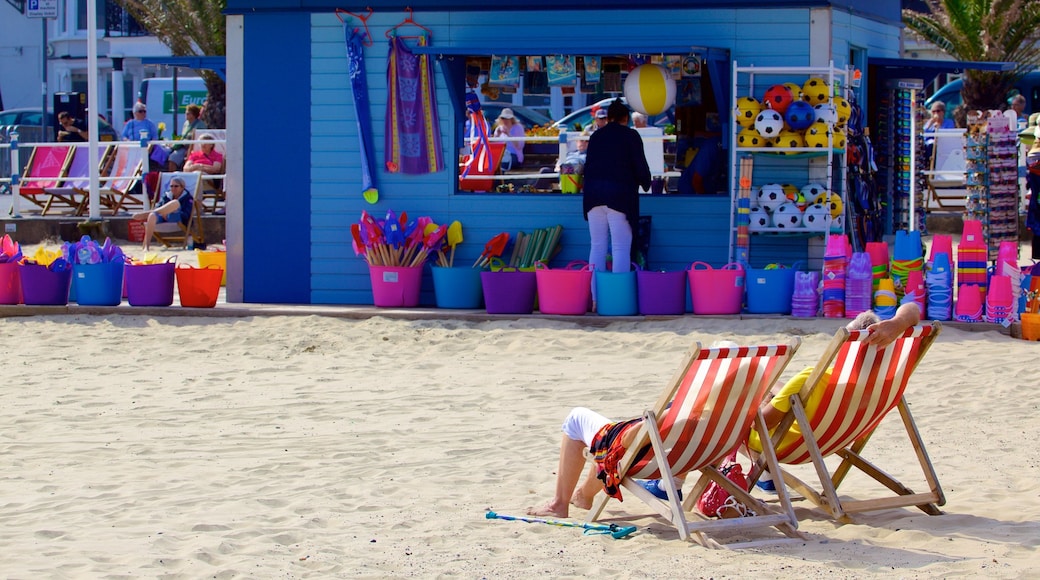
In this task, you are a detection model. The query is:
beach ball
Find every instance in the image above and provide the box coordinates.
[833,96,852,127]
[804,121,832,148]
[802,78,830,105]
[832,127,847,150]
[755,109,785,138]
[623,64,676,116]
[803,203,831,229]
[757,183,786,211]
[773,202,803,228]
[750,205,772,229]
[738,126,766,148]
[814,191,844,218]
[775,129,805,151]
[735,96,762,127]
[763,84,794,115]
[813,103,837,127]
[784,100,816,131]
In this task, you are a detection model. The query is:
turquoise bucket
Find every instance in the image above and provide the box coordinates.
[72,261,125,306]
[431,266,483,309]
[745,268,796,314]
[595,270,637,316]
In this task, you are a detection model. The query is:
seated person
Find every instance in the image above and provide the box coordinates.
[528,303,922,515]
[165,104,207,170]
[184,133,224,194]
[56,112,87,142]
[121,102,159,141]
[131,176,194,251]
[492,108,525,171]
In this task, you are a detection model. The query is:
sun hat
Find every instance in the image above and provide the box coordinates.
[497,108,515,120]
[595,108,608,119]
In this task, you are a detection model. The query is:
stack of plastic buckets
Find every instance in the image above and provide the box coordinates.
[994,241,1021,323]
[791,270,819,318]
[925,252,953,321]
[957,220,988,316]
[875,278,898,319]
[866,241,890,294]
[845,252,872,318]
[890,230,924,307]
[822,234,846,318]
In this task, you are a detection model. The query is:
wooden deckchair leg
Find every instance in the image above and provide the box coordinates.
[790,396,847,520]
[640,409,691,541]
[898,398,946,513]
[753,411,800,530]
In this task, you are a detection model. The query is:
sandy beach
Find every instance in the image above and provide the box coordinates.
[0,311,1037,578]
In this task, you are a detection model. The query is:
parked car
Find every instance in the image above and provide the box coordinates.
[477,102,554,129]
[0,107,54,128]
[924,71,1040,120]
[552,97,672,131]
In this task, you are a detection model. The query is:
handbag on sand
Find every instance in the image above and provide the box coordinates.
[696,451,754,519]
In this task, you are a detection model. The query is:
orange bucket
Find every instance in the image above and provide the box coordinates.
[176,265,223,308]
[1022,313,1040,341]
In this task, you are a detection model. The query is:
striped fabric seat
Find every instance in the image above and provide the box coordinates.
[42,145,110,215]
[16,145,74,213]
[98,144,146,215]
[589,340,803,547]
[758,323,944,521]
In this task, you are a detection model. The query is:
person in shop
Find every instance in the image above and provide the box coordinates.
[524,303,921,519]
[492,108,525,171]
[1026,125,1040,259]
[581,98,651,277]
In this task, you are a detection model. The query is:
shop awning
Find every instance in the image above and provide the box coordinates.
[140,56,227,81]
[868,57,1014,87]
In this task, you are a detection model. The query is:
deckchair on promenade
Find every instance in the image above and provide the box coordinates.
[14,144,73,214]
[42,145,111,215]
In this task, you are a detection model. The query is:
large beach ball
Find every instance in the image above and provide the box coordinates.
[624,64,676,116]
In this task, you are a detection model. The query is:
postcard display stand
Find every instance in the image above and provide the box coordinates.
[729,63,849,265]
[965,114,1019,260]
[876,83,927,234]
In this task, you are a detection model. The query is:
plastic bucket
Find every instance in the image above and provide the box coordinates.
[536,262,592,315]
[481,270,536,314]
[636,270,686,315]
[431,266,483,309]
[368,265,422,308]
[745,267,795,314]
[595,270,637,316]
[688,262,745,315]
[125,261,175,307]
[0,261,23,304]
[18,263,71,305]
[1022,313,1040,341]
[196,250,227,286]
[176,265,223,308]
[72,261,125,306]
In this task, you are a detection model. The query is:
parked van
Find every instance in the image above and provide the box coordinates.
[924,71,1040,121]
[136,77,208,137]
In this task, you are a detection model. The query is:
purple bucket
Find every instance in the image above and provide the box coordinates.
[125,261,176,307]
[18,263,72,306]
[637,270,686,315]
[481,270,536,314]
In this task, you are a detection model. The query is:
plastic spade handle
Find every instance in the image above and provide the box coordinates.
[611,525,637,539]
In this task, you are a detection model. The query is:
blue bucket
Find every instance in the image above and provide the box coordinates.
[595,270,637,316]
[72,261,125,306]
[432,266,483,309]
[746,267,796,314]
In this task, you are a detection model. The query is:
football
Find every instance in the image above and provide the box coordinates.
[784,100,816,131]
[803,203,831,229]
[804,121,832,148]
[773,202,803,228]
[813,103,837,126]
[749,205,772,229]
[756,183,786,211]
[833,96,852,127]
[800,182,827,201]
[775,129,805,151]
[801,77,830,105]
[832,127,847,150]
[754,109,785,137]
[763,84,794,115]
[738,126,765,147]
[735,96,762,127]
[813,191,844,218]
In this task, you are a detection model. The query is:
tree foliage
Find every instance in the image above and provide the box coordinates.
[903,0,1040,110]
[115,0,227,128]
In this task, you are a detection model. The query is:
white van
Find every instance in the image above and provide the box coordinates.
[136,77,208,138]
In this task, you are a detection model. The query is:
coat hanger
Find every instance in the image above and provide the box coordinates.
[386,7,432,41]
[336,7,374,47]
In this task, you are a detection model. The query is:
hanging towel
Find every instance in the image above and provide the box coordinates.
[344,22,379,201]
[386,35,444,175]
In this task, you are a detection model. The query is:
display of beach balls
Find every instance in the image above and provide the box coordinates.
[784,82,803,101]
[735,96,762,127]
[804,121,832,148]
[756,183,786,211]
[813,103,838,127]
[754,109,785,137]
[775,129,805,151]
[813,191,844,218]
[623,64,677,116]
[738,126,766,147]
[784,100,816,131]
[750,205,772,229]
[783,187,806,208]
[833,96,852,127]
[801,182,827,202]
[763,84,794,115]
[773,202,804,228]
[801,78,830,105]
[832,127,847,150]
[803,203,832,229]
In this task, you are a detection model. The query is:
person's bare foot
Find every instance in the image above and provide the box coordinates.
[570,491,594,510]
[526,500,568,518]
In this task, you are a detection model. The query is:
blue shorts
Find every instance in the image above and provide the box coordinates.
[156,212,182,224]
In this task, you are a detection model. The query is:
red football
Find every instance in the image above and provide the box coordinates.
[763,84,794,115]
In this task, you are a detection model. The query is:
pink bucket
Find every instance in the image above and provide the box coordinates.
[688,261,744,315]
[0,261,23,304]
[929,235,953,263]
[369,265,423,307]
[961,220,985,247]
[535,261,592,315]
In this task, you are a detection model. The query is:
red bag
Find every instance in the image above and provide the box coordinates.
[696,452,754,519]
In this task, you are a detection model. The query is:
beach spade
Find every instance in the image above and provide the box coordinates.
[447,221,463,267]
[473,232,509,269]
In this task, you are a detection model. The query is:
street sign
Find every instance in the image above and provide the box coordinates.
[25,0,58,18]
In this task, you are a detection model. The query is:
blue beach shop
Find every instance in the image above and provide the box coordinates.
[223,0,909,307]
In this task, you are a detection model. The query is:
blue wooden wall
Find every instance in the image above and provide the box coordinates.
[238,7,901,304]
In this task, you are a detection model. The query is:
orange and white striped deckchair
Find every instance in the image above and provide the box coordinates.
[15,144,74,214]
[753,323,944,522]
[588,340,803,548]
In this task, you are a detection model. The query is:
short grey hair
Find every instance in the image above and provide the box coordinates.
[846,310,881,330]
[169,176,187,189]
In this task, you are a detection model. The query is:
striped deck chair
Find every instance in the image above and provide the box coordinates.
[751,323,944,522]
[151,171,204,249]
[99,144,146,214]
[42,145,111,215]
[15,144,74,214]
[588,340,803,548]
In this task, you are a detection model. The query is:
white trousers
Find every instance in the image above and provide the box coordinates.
[587,205,632,274]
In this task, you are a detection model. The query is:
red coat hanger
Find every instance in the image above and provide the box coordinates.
[336,7,374,47]
[386,7,432,41]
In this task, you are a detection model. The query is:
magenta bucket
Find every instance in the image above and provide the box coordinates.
[18,263,71,305]
[369,265,423,307]
[0,261,23,304]
[125,261,176,307]
[637,270,686,315]
[536,262,592,315]
[481,270,537,314]
[688,262,745,315]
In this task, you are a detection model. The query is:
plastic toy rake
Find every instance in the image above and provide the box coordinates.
[485,511,636,539]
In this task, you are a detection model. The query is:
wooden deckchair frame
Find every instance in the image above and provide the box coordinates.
[42,145,113,216]
[750,323,945,522]
[152,171,204,249]
[923,129,967,210]
[587,340,804,548]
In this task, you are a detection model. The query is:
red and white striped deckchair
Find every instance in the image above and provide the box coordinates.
[588,340,803,548]
[754,322,944,522]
